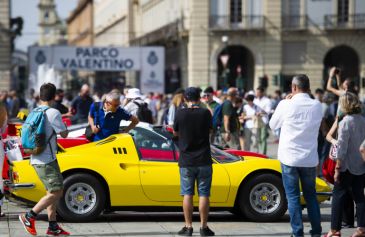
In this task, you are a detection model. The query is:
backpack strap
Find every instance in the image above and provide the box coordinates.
[42,107,56,157]
[133,101,141,107]
[47,130,56,157]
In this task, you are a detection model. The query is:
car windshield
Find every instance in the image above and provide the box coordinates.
[210,145,241,163]
[152,126,241,164]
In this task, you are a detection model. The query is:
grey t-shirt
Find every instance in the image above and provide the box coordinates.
[30,106,67,165]
[337,114,365,175]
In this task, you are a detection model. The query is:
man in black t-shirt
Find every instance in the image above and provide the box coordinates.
[173,87,215,237]
[221,87,240,150]
[51,89,69,115]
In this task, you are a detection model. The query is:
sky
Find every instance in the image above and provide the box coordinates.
[11,0,78,51]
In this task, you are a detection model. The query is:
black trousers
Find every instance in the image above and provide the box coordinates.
[342,192,354,226]
[331,170,365,230]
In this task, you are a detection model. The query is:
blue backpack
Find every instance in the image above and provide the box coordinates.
[212,103,223,129]
[21,106,51,155]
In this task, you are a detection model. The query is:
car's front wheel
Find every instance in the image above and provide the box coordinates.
[58,173,106,222]
[237,173,287,222]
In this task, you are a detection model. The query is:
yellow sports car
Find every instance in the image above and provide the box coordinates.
[5,123,331,222]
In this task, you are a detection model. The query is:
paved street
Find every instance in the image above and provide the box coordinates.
[0,199,356,237]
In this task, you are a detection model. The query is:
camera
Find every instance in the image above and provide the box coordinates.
[334,68,340,74]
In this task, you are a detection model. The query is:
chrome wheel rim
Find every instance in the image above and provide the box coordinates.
[65,183,97,215]
[249,182,281,214]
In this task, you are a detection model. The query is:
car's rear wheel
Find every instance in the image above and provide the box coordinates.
[58,173,106,222]
[238,174,287,222]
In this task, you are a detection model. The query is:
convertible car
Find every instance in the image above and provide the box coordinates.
[5,122,331,222]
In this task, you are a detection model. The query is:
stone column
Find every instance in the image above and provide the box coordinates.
[349,0,355,27]
[300,0,307,28]
[187,0,210,87]
[261,0,282,94]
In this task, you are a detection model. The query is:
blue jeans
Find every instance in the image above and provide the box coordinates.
[281,164,322,237]
[179,166,212,197]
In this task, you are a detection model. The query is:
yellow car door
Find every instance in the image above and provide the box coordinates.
[139,159,231,203]
[132,127,230,203]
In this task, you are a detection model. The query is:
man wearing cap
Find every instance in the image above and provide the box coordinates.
[123,88,146,115]
[173,87,215,236]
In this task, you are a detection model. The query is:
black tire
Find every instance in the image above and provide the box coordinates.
[58,173,106,222]
[237,174,287,222]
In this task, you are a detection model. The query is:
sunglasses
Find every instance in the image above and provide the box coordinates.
[106,101,121,107]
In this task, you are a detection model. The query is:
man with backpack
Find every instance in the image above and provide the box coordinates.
[123,88,154,124]
[88,91,139,141]
[19,83,70,236]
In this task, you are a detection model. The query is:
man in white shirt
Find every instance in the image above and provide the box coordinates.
[254,87,271,154]
[269,75,323,237]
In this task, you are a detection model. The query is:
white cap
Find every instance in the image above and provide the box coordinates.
[126,88,143,99]
[248,90,255,95]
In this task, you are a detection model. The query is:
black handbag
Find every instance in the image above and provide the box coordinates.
[85,102,100,141]
[85,125,94,141]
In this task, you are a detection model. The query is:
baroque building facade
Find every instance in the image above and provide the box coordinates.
[130,0,365,94]
[67,0,365,95]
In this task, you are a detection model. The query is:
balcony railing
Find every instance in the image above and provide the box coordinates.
[324,14,365,29]
[282,15,309,30]
[210,15,265,30]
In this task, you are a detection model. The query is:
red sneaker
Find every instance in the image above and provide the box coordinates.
[19,213,37,236]
[46,225,70,236]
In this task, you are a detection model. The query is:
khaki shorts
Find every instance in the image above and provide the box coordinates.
[33,160,64,193]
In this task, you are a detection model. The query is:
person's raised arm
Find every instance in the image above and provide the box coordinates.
[326,67,342,96]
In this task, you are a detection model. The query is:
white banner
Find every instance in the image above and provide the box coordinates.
[140,47,165,94]
[29,46,165,93]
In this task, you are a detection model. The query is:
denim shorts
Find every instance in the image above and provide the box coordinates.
[33,160,64,193]
[179,166,213,197]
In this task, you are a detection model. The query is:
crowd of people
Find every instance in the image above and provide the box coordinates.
[1,66,365,236]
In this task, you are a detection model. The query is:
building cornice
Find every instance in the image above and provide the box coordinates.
[130,20,182,45]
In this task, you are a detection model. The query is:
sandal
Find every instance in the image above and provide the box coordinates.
[323,231,341,237]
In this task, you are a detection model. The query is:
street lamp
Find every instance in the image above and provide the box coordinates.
[219,35,229,89]
[221,35,229,44]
